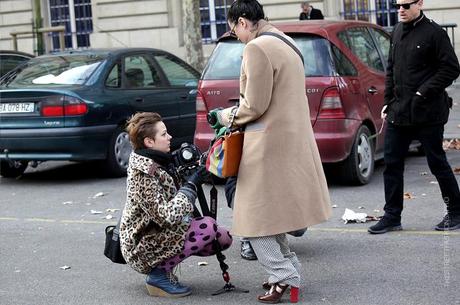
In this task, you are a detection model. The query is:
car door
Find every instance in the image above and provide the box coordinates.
[152,52,199,145]
[119,53,182,146]
[338,27,386,149]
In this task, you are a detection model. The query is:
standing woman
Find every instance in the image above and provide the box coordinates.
[216,0,331,303]
[119,112,232,298]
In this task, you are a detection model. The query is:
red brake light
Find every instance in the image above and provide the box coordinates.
[65,103,88,116]
[42,105,64,117]
[41,95,87,117]
[318,87,346,119]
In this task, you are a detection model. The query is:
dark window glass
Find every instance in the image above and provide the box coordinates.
[0,55,31,77]
[154,54,198,87]
[369,27,390,63]
[105,63,121,88]
[200,0,231,43]
[331,45,357,76]
[203,35,334,80]
[339,27,384,72]
[123,55,161,88]
[293,36,334,77]
[49,0,93,49]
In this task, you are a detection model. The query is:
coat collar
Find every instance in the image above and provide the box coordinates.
[129,152,160,176]
[247,19,277,42]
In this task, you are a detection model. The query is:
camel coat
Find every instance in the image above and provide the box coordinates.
[221,20,331,237]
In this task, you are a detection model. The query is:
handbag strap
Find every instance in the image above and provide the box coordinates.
[259,32,304,65]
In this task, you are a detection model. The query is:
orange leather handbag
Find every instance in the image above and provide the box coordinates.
[206,129,244,178]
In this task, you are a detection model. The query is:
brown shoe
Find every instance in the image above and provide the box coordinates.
[257,283,288,304]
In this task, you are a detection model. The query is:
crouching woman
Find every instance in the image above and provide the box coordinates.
[119,112,232,298]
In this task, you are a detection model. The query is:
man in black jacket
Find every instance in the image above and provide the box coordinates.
[368,0,460,234]
[299,2,324,20]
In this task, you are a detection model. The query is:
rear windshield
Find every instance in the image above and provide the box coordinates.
[0,54,107,87]
[202,35,334,80]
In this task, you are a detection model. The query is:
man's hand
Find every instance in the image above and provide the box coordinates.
[381,105,388,120]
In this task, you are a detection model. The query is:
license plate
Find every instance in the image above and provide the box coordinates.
[0,103,35,113]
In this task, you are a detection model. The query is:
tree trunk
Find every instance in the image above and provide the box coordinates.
[182,0,204,72]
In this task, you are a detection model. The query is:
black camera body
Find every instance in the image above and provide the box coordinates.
[171,143,203,176]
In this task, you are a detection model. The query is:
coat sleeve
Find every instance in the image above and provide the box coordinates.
[138,177,193,227]
[417,28,460,97]
[233,43,274,127]
[384,27,396,105]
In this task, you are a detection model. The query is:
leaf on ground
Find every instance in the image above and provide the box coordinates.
[60,266,71,270]
[454,167,460,175]
[420,172,428,176]
[198,261,208,266]
[443,139,460,150]
[403,192,415,199]
[90,210,102,214]
[93,192,106,198]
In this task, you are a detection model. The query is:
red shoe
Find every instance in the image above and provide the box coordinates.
[257,283,299,303]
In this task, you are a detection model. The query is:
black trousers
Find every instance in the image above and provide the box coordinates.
[383,123,460,220]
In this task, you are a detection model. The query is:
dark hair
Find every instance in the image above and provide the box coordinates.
[227,0,265,24]
[126,112,162,150]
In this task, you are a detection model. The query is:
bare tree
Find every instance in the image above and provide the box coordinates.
[182,0,204,71]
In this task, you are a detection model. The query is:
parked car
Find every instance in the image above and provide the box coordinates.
[194,20,393,185]
[0,50,34,78]
[0,48,200,178]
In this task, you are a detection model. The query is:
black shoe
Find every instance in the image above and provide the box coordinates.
[434,214,460,231]
[240,241,257,260]
[368,217,402,234]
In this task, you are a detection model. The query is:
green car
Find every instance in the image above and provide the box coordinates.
[0,48,200,178]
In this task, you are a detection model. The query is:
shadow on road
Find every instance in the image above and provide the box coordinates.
[17,161,121,182]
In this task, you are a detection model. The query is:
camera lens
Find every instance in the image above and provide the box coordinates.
[181,148,194,161]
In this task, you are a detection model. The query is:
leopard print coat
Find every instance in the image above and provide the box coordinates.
[120,152,194,274]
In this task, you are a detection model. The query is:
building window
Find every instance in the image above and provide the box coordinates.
[49,0,93,50]
[375,0,397,27]
[341,0,397,27]
[200,0,231,44]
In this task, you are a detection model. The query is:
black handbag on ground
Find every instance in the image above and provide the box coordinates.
[104,217,126,264]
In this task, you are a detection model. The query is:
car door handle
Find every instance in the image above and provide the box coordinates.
[368,87,378,94]
[134,97,144,103]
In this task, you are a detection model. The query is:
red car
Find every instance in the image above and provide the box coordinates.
[194,20,392,185]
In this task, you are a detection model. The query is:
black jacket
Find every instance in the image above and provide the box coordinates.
[299,8,324,20]
[384,13,460,126]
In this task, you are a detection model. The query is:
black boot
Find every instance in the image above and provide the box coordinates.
[434,214,460,231]
[368,217,402,234]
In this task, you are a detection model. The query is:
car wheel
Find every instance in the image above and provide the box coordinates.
[338,125,374,185]
[104,126,132,177]
[0,160,28,178]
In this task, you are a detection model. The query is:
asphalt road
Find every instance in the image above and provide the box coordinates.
[1,150,459,305]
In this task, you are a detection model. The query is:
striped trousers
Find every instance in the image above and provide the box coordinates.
[248,234,301,287]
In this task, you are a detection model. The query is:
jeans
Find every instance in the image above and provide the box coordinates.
[383,123,460,220]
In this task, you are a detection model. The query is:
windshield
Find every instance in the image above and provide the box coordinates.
[1,54,107,87]
[202,35,334,80]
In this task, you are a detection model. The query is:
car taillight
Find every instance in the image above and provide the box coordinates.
[196,89,207,113]
[41,96,88,117]
[318,87,346,119]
